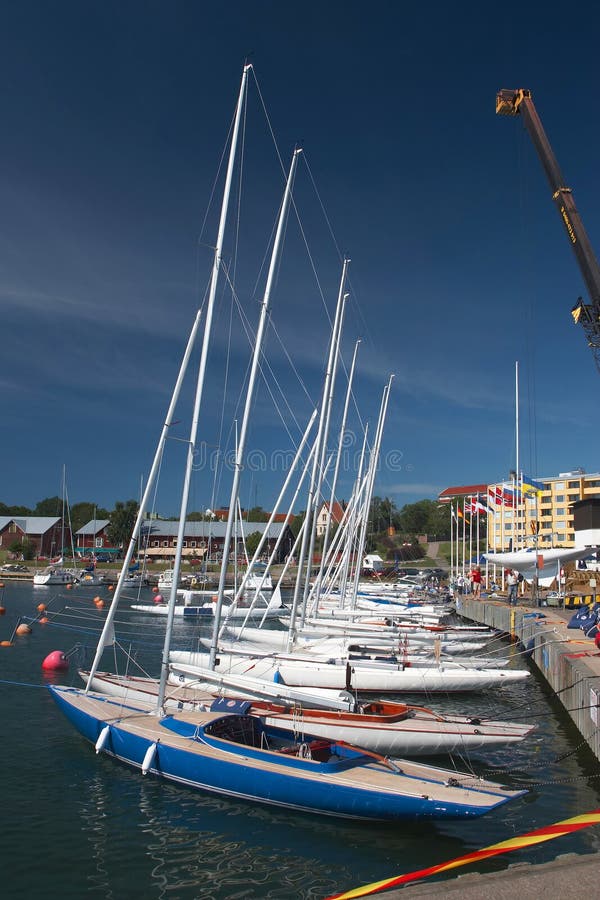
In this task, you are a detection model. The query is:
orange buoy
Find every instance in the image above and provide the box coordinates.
[94,599,104,608]
[93,596,101,603]
[42,650,69,671]
[0,640,12,647]
[153,593,163,604]
[39,616,49,624]
[152,586,159,593]
[37,603,47,612]
[0,581,4,588]
[16,623,32,635]
[108,584,114,591]
[0,606,5,616]
[66,583,72,590]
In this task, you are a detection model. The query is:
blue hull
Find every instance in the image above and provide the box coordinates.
[50,686,522,821]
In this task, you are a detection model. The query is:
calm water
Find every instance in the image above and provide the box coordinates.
[2,579,600,899]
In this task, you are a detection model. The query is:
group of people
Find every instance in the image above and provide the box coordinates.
[455,566,521,604]
[455,566,483,597]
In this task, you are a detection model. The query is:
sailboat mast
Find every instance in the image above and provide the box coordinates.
[292,262,349,622]
[86,308,205,688]
[208,147,302,669]
[155,66,252,710]
[312,337,360,607]
[350,375,393,604]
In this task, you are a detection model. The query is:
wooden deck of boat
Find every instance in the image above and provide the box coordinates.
[68,690,521,808]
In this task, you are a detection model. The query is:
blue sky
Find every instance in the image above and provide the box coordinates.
[2,1,600,515]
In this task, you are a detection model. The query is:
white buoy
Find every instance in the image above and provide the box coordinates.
[95,725,110,754]
[142,742,158,775]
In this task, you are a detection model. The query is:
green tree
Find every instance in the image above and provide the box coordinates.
[245,531,263,557]
[7,538,35,560]
[290,510,305,540]
[34,496,63,516]
[245,506,269,522]
[0,504,32,515]
[70,502,110,534]
[107,500,139,548]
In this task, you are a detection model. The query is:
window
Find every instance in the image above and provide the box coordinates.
[568,480,580,488]
[554,482,565,490]
[555,508,565,515]
[9,523,17,533]
[162,541,169,547]
[586,480,600,488]
[95,537,103,548]
[555,495,565,502]
[190,541,197,548]
[556,533,565,541]
[152,540,159,547]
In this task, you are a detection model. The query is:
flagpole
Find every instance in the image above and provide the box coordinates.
[450,502,454,582]
[469,495,473,574]
[456,502,460,576]
[476,493,480,572]
[462,499,466,577]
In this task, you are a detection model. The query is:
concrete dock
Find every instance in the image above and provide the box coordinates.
[347,594,600,898]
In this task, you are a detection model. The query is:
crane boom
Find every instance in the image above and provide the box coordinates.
[496,88,600,371]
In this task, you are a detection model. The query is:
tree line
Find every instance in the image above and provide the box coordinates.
[2,495,468,559]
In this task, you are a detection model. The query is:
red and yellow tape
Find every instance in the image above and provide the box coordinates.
[325,809,600,899]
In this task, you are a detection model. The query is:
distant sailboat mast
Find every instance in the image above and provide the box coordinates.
[208,147,302,670]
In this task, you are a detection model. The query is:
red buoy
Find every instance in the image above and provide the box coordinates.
[42,650,69,671]
[154,593,163,604]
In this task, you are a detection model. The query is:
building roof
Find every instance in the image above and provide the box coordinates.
[140,519,290,539]
[76,520,111,536]
[318,501,346,522]
[438,485,488,501]
[0,516,61,534]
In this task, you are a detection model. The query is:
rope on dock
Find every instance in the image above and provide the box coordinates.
[324,809,600,899]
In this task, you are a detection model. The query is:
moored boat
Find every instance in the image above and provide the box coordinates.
[50,685,526,820]
[81,669,536,757]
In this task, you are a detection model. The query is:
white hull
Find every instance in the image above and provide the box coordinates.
[216,626,487,656]
[81,670,534,757]
[33,568,77,586]
[170,651,529,693]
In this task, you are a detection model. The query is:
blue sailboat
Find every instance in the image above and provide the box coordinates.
[50,687,525,821]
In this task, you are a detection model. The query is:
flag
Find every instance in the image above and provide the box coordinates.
[488,486,516,507]
[522,474,545,495]
[473,499,492,515]
[450,504,458,523]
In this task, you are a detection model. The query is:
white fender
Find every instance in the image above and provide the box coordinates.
[142,742,158,775]
[95,725,110,753]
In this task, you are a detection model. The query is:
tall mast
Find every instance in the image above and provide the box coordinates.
[312,338,360,606]
[292,261,349,623]
[350,375,393,603]
[208,148,302,669]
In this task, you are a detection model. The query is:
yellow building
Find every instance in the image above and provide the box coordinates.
[487,470,600,551]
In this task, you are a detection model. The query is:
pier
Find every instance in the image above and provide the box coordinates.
[457,594,600,763]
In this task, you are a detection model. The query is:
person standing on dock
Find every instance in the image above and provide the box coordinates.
[507,570,518,605]
[469,566,482,598]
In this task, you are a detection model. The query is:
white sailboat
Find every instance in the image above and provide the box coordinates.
[34,467,77,586]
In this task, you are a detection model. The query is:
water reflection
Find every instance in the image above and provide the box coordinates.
[4,579,600,898]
